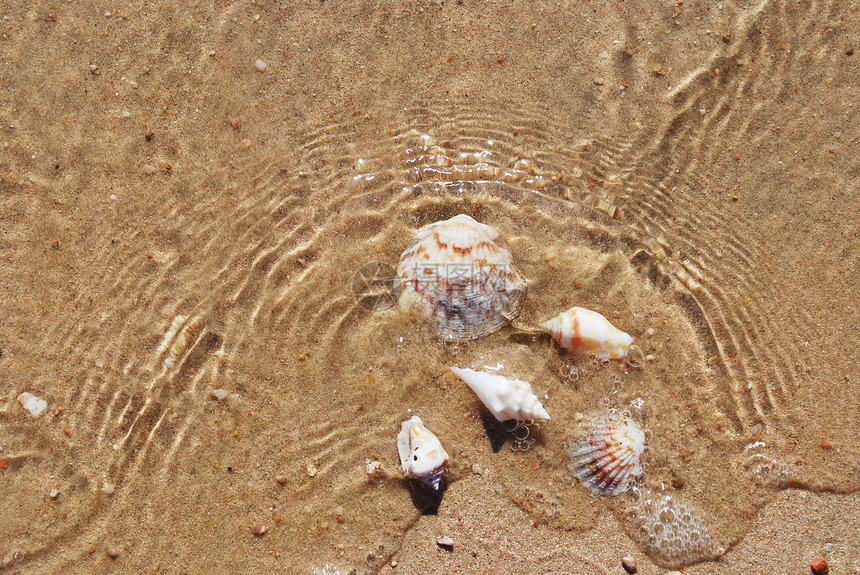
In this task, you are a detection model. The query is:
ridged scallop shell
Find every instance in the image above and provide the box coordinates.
[397,416,449,490]
[539,306,633,360]
[397,214,526,341]
[569,415,646,496]
[451,367,550,423]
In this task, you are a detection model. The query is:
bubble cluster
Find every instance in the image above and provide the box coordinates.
[504,419,539,451]
[744,454,809,489]
[620,488,725,568]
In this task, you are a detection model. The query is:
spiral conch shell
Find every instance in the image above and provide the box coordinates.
[569,414,646,496]
[397,214,527,341]
[539,306,633,360]
[451,367,550,423]
[397,416,449,490]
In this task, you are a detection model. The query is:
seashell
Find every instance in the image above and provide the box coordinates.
[451,367,550,423]
[17,392,48,418]
[397,214,527,341]
[397,416,449,490]
[569,414,646,496]
[539,306,633,360]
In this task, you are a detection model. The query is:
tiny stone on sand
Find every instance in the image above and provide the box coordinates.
[365,460,387,481]
[211,388,228,400]
[622,556,637,573]
[17,393,47,418]
[255,59,267,72]
[436,536,454,549]
[810,557,829,574]
[253,522,268,536]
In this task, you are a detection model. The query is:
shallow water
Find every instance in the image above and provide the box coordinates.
[1,0,858,573]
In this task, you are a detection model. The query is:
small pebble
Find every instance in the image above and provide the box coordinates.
[142,164,158,175]
[255,59,267,72]
[365,460,387,481]
[810,557,829,574]
[17,392,47,418]
[305,460,318,477]
[110,194,117,200]
[471,463,484,475]
[436,536,454,549]
[645,354,655,362]
[129,80,138,89]
[102,483,115,495]
[276,474,288,485]
[622,556,637,574]
[49,488,59,499]
[210,388,228,400]
[253,522,268,536]
[645,327,656,336]
[106,546,119,558]
[121,110,131,118]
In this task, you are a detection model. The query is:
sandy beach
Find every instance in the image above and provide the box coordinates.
[1,1,858,573]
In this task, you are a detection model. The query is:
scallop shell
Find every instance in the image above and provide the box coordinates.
[397,214,526,341]
[397,416,449,490]
[539,306,633,360]
[451,367,550,423]
[569,414,646,496]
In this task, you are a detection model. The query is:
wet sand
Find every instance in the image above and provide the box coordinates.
[1,0,858,573]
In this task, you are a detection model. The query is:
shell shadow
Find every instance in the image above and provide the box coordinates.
[480,411,512,453]
[407,478,449,515]
[479,410,549,454]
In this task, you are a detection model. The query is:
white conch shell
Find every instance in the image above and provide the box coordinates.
[538,306,633,360]
[451,367,550,423]
[397,416,449,490]
[397,214,526,341]
[569,414,646,496]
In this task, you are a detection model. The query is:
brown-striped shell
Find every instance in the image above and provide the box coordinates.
[397,214,526,341]
[569,414,646,496]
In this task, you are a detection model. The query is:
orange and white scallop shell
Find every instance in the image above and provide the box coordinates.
[569,414,646,496]
[397,214,526,341]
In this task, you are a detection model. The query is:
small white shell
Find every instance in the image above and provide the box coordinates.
[397,416,449,490]
[569,414,646,496]
[397,214,526,341]
[17,392,48,418]
[539,306,633,360]
[451,367,550,423]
